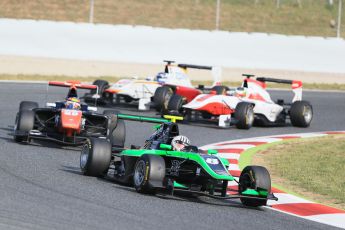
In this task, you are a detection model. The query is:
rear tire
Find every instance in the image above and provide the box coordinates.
[154,86,173,112]
[85,80,110,105]
[14,110,35,142]
[103,110,125,147]
[235,102,254,129]
[80,138,111,177]
[19,101,38,111]
[91,80,109,95]
[110,120,126,148]
[239,166,271,207]
[167,94,185,113]
[133,154,166,194]
[290,101,313,127]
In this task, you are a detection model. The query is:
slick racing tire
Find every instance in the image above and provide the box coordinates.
[290,101,313,127]
[103,110,125,147]
[211,86,228,95]
[104,109,119,130]
[154,86,173,112]
[14,110,35,142]
[85,80,110,105]
[109,120,125,148]
[239,166,271,207]
[235,102,254,129]
[19,101,38,111]
[167,94,186,113]
[80,138,111,177]
[133,154,165,194]
[91,80,109,95]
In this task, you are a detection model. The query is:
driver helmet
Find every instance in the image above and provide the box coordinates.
[65,97,81,110]
[235,87,247,98]
[171,135,191,151]
[155,72,166,83]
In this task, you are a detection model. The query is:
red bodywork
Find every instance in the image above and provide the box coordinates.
[196,102,234,115]
[292,80,303,89]
[49,81,97,90]
[60,109,83,136]
[193,93,234,115]
[48,81,94,137]
[246,78,267,89]
[172,85,202,103]
[60,109,82,136]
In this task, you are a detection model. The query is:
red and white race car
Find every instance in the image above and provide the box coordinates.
[166,74,313,129]
[83,60,223,111]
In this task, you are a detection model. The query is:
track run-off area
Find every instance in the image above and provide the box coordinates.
[0,82,344,230]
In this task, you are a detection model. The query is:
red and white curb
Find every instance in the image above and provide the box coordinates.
[201,131,345,229]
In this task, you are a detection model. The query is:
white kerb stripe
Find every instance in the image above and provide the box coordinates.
[267,193,313,205]
[210,144,255,150]
[305,214,345,229]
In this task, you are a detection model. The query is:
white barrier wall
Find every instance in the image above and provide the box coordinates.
[1,18,345,73]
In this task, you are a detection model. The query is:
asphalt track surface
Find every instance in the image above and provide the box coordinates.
[0,83,344,230]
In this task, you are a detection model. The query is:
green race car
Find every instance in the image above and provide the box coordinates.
[80,121,277,207]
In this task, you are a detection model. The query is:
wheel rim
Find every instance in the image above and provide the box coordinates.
[134,160,146,186]
[245,107,254,125]
[80,144,89,169]
[303,105,312,123]
[240,173,255,191]
[163,91,173,109]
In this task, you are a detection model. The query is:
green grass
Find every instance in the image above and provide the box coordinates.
[2,74,345,91]
[252,135,345,210]
[0,0,344,37]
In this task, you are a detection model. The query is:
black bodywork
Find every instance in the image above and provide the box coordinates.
[14,105,110,146]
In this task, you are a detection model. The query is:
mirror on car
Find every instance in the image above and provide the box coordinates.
[207,149,218,155]
[159,143,172,150]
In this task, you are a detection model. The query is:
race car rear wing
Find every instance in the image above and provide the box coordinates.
[163,60,222,86]
[255,76,303,102]
[256,77,297,85]
[49,81,98,90]
[163,60,212,70]
[177,64,212,70]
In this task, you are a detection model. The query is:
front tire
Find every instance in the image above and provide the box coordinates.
[290,101,313,127]
[80,138,112,177]
[19,101,38,111]
[235,102,254,129]
[154,86,173,112]
[133,154,166,194]
[167,94,186,113]
[239,166,271,207]
[14,110,35,142]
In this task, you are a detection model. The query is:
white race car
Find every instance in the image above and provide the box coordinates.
[83,61,221,111]
[167,74,313,129]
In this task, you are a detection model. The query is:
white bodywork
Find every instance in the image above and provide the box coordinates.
[184,79,302,123]
[106,78,159,100]
[105,66,195,101]
[158,66,193,87]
